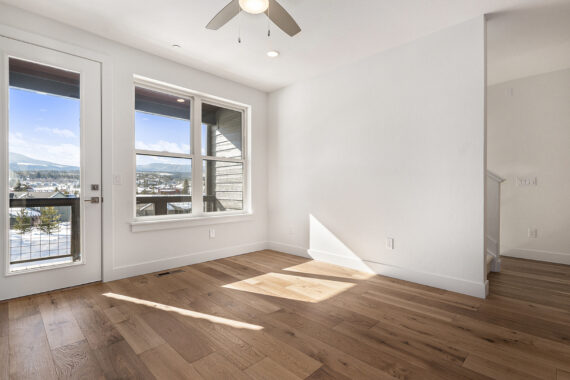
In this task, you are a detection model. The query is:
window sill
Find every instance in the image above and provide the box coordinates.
[129,213,254,233]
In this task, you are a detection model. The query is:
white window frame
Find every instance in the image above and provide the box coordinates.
[131,76,251,231]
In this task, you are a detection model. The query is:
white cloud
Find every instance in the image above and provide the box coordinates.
[9,132,80,166]
[135,140,190,154]
[34,127,76,138]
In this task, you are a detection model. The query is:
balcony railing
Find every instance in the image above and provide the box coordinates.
[9,197,80,266]
[136,195,228,215]
[8,195,239,267]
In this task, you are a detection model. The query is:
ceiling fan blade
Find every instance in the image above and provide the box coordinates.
[206,0,240,30]
[266,0,301,36]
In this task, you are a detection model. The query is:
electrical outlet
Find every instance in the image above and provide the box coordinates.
[386,237,395,250]
[209,228,216,239]
[528,228,538,239]
[516,177,538,187]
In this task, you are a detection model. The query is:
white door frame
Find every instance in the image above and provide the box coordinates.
[0,25,114,299]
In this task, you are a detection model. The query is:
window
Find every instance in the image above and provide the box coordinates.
[202,103,245,212]
[134,79,248,220]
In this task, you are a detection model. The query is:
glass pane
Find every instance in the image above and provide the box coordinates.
[203,160,243,212]
[8,58,81,271]
[135,86,190,155]
[136,154,192,217]
[201,103,242,158]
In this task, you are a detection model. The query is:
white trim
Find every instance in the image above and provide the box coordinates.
[268,241,310,258]
[270,241,488,298]
[134,75,251,110]
[132,76,250,220]
[4,260,85,277]
[135,150,193,159]
[486,170,505,183]
[502,248,570,265]
[130,212,254,232]
[107,241,266,281]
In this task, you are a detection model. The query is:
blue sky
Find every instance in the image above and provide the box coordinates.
[9,87,205,168]
[9,88,80,166]
[135,111,191,155]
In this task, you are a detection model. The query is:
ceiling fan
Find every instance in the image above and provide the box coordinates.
[206,0,301,37]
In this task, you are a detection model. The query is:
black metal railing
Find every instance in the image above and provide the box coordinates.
[136,195,231,215]
[9,197,80,265]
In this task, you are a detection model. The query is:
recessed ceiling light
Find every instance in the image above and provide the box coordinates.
[172,44,181,48]
[267,50,280,58]
[177,98,185,103]
[239,0,269,14]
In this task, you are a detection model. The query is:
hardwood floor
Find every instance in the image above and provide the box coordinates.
[1,251,569,379]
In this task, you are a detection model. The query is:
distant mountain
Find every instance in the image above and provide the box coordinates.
[10,152,190,173]
[136,162,191,173]
[9,153,79,172]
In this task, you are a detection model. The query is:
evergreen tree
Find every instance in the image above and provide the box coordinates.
[14,180,23,191]
[182,179,190,195]
[39,207,61,235]
[14,208,33,235]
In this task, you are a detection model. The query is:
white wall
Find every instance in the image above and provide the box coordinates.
[0,4,269,285]
[268,17,487,297]
[487,69,570,265]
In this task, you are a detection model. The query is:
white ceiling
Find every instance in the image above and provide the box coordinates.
[1,0,570,91]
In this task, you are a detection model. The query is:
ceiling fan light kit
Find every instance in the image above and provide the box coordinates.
[206,0,301,37]
[239,0,269,14]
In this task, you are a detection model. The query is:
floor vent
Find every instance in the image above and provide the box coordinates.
[156,269,184,277]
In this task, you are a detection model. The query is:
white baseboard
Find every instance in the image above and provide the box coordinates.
[107,241,269,281]
[502,248,570,266]
[271,241,487,298]
[267,241,310,258]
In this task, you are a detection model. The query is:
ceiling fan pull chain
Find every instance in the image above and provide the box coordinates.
[267,2,271,37]
[238,0,242,43]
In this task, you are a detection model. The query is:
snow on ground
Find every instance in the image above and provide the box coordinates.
[10,222,73,270]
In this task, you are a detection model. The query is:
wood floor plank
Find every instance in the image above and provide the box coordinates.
[51,340,105,380]
[327,284,561,379]
[304,365,351,380]
[114,313,166,354]
[198,290,322,378]
[140,309,215,363]
[9,313,57,380]
[92,339,155,379]
[0,333,9,380]
[64,288,124,351]
[270,308,482,380]
[244,357,301,380]
[37,292,85,349]
[169,291,266,370]
[8,296,39,320]
[0,302,8,380]
[462,354,547,380]
[192,352,252,380]
[0,302,8,337]
[4,252,570,380]
[140,343,204,380]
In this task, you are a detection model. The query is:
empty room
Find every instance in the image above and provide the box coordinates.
[0,0,569,379]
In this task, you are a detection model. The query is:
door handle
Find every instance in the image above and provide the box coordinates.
[84,196,100,204]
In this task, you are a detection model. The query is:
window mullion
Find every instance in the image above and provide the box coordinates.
[191,98,203,216]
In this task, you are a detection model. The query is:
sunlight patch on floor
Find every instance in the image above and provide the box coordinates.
[223,272,355,303]
[282,261,375,280]
[103,292,263,330]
